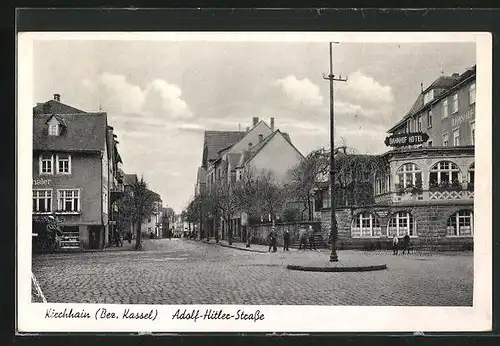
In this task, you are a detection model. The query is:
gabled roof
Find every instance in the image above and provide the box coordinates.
[33,99,87,115]
[236,129,303,168]
[33,112,108,152]
[45,114,68,127]
[203,130,246,163]
[388,65,476,133]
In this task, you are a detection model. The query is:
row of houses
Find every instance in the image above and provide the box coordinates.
[193,65,476,250]
[194,116,305,241]
[32,94,164,250]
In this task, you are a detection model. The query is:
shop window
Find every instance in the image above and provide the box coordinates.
[351,212,381,237]
[33,189,52,213]
[387,212,417,237]
[447,210,473,236]
[429,161,462,189]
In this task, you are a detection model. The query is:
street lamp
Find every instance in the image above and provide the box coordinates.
[323,42,347,262]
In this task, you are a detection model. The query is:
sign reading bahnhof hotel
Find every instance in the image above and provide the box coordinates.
[384,132,430,148]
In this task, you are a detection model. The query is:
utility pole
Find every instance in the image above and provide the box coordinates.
[323,42,347,262]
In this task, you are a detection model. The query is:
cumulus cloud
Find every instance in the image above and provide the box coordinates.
[275,75,323,107]
[81,73,192,119]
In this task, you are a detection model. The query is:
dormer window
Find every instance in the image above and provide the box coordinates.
[49,123,59,136]
[423,89,434,104]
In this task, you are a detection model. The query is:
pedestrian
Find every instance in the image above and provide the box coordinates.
[308,226,317,251]
[283,229,290,251]
[268,228,277,252]
[402,234,411,254]
[392,235,399,255]
[298,226,307,250]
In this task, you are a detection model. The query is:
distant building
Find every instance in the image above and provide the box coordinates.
[32,94,124,250]
[140,190,162,238]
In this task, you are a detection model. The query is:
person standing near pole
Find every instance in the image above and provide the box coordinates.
[283,228,290,251]
[308,225,317,251]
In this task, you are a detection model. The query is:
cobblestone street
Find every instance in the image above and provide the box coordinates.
[32,238,473,306]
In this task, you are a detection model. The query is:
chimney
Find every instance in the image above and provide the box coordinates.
[252,117,259,126]
[270,117,275,131]
[259,134,264,143]
[420,83,423,93]
[248,142,253,150]
[53,93,60,102]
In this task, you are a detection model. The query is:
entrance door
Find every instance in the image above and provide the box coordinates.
[89,226,101,249]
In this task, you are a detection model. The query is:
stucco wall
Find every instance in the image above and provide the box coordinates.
[229,121,273,154]
[32,152,103,225]
[248,133,303,182]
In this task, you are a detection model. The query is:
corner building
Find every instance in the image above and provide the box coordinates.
[317,66,475,251]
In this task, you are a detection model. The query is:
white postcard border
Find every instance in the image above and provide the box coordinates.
[17,31,492,333]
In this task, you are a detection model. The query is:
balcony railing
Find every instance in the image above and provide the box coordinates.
[375,182,474,204]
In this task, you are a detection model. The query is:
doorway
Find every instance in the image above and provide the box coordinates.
[89,226,102,249]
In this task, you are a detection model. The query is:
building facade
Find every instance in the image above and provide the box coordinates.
[315,66,476,250]
[32,94,123,250]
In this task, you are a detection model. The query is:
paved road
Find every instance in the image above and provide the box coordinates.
[32,238,473,306]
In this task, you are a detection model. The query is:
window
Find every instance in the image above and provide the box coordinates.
[48,123,59,136]
[417,115,422,132]
[427,109,433,128]
[388,212,416,237]
[33,190,52,213]
[470,121,475,145]
[351,212,381,237]
[442,98,448,118]
[468,162,474,184]
[469,83,476,105]
[442,132,449,147]
[452,93,459,113]
[39,153,53,174]
[429,161,461,188]
[447,210,474,236]
[56,154,71,174]
[396,163,422,189]
[428,140,433,147]
[423,89,434,104]
[322,189,331,209]
[453,129,460,146]
[57,189,80,212]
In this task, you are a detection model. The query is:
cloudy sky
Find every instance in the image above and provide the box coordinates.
[32,39,476,213]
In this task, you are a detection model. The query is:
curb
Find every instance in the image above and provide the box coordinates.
[286,264,387,272]
[218,243,268,253]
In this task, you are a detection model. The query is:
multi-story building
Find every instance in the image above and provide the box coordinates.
[32,94,124,250]
[315,65,476,250]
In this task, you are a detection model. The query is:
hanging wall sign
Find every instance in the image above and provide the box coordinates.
[384,132,429,147]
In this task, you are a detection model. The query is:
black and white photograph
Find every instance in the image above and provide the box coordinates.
[18,31,492,333]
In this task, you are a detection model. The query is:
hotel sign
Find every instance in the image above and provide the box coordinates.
[384,132,429,148]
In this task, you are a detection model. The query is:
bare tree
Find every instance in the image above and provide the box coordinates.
[116,177,158,250]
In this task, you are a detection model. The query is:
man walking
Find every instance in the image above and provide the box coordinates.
[308,226,317,251]
[268,227,277,252]
[298,226,307,250]
[283,229,290,251]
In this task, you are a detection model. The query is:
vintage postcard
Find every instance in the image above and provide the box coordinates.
[17,32,492,333]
